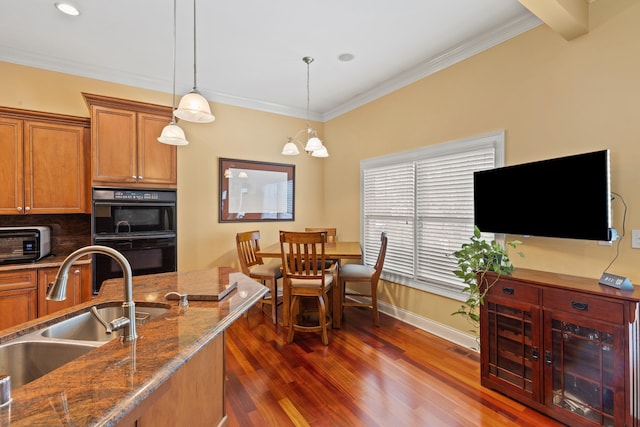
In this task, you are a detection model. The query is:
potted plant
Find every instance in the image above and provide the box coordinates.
[451,225,524,338]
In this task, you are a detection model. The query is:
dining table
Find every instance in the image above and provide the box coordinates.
[255,241,362,328]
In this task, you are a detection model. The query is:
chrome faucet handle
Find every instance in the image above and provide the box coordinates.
[91,306,114,334]
[91,306,131,335]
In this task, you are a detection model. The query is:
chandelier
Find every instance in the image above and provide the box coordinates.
[281,57,328,157]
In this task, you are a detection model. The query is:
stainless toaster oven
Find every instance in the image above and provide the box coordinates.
[0,226,51,264]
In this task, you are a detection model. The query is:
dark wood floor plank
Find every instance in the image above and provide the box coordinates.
[226,305,564,426]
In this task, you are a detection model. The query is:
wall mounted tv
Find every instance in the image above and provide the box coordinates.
[474,149,612,241]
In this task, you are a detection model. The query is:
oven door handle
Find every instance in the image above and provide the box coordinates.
[94,233,176,241]
[94,239,176,251]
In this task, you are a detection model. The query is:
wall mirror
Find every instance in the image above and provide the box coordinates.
[219,158,295,222]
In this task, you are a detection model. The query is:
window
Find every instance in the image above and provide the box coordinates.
[360,131,504,300]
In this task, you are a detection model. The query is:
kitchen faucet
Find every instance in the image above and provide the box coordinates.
[46,245,138,341]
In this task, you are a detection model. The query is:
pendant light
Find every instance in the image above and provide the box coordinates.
[281,56,329,157]
[158,0,189,145]
[174,0,215,123]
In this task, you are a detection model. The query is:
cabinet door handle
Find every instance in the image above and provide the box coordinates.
[502,287,514,295]
[138,176,143,180]
[532,346,539,361]
[24,206,30,212]
[16,206,23,212]
[571,301,589,311]
[545,350,552,365]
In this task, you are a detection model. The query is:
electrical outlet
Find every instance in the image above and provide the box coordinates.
[632,230,640,249]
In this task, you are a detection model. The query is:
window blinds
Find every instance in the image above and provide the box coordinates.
[361,131,503,298]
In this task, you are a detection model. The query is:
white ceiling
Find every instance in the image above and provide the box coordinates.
[0,1,541,121]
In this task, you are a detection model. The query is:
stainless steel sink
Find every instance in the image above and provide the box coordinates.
[0,340,96,390]
[41,303,170,342]
[0,302,170,392]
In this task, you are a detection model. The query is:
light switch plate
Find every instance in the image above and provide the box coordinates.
[632,230,640,249]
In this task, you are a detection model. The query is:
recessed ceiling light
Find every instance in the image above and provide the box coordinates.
[338,53,355,62]
[55,3,80,16]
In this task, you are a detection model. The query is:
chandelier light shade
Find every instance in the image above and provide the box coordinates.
[158,0,189,146]
[304,133,323,152]
[311,145,329,158]
[282,138,301,155]
[281,56,329,157]
[175,0,215,123]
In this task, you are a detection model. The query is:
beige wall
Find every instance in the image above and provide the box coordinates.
[1,0,638,335]
[324,0,640,331]
[0,62,327,273]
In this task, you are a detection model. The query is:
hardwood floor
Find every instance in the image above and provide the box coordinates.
[225,305,564,427]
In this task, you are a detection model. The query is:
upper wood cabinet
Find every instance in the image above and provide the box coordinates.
[0,108,90,215]
[83,93,177,189]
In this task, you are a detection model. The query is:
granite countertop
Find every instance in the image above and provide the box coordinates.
[0,267,267,426]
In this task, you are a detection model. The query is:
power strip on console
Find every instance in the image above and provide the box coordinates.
[599,272,634,290]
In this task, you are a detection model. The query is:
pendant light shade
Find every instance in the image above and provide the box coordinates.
[158,122,189,145]
[175,0,215,123]
[175,89,214,123]
[281,56,328,157]
[158,0,189,146]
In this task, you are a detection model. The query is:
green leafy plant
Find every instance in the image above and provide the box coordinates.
[452,225,524,336]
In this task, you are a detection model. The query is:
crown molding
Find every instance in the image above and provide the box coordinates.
[322,13,542,122]
[0,12,541,123]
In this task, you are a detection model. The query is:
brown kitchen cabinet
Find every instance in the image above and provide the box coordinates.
[0,262,91,331]
[0,270,38,330]
[0,108,90,215]
[37,263,90,317]
[115,333,226,427]
[83,93,177,189]
[480,268,639,427]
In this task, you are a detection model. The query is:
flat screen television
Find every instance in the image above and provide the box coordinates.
[474,149,612,241]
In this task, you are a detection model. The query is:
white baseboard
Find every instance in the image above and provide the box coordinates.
[345,293,479,352]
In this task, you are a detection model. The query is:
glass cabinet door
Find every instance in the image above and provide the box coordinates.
[485,300,540,401]
[545,313,621,427]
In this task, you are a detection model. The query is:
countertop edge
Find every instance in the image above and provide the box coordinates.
[1,268,268,426]
[98,286,266,427]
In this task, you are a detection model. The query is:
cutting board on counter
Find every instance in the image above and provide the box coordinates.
[168,267,238,301]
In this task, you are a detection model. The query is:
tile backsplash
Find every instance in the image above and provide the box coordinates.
[0,214,91,257]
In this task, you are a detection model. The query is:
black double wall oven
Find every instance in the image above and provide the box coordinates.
[92,188,177,294]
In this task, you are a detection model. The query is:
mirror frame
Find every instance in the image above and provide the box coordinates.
[219,158,295,222]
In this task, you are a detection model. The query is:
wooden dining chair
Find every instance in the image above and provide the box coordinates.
[236,230,283,324]
[305,227,339,269]
[280,230,336,345]
[339,232,388,326]
[305,227,337,243]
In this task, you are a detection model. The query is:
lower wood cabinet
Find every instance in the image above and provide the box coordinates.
[116,333,226,427]
[37,264,90,317]
[481,268,639,427]
[0,263,91,330]
[0,270,37,330]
